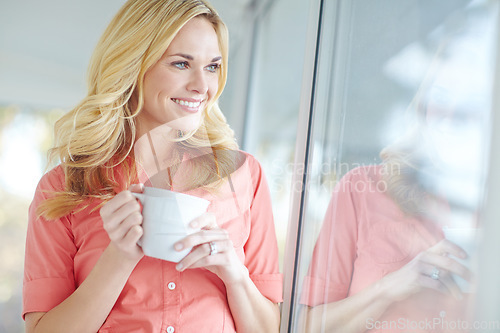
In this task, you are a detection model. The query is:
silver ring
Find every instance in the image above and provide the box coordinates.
[430,267,440,280]
[209,241,218,256]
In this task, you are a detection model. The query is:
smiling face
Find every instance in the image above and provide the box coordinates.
[136,16,222,137]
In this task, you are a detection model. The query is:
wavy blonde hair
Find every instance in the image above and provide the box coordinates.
[380,127,431,216]
[39,0,238,219]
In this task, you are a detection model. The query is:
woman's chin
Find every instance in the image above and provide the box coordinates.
[170,117,204,136]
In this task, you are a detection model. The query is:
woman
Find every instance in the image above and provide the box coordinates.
[299,66,477,332]
[299,159,472,332]
[23,1,282,332]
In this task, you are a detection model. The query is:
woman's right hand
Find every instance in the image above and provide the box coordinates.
[100,184,145,262]
[380,239,472,302]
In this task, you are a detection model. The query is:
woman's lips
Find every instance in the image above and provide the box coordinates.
[171,98,204,113]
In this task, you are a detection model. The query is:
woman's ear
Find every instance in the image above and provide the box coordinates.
[128,88,141,116]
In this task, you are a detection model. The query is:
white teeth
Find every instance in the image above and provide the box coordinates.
[174,99,201,108]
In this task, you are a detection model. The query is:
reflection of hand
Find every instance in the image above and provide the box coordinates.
[381,239,471,301]
[174,213,248,284]
[100,184,145,262]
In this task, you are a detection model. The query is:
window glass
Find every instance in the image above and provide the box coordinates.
[241,0,311,266]
[292,0,499,331]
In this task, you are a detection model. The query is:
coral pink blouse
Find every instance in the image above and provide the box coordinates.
[23,152,282,332]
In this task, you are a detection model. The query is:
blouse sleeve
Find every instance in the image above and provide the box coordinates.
[23,166,77,319]
[300,170,360,306]
[243,155,283,304]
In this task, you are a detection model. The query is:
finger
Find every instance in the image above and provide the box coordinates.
[429,239,468,259]
[100,191,137,218]
[176,239,232,271]
[107,211,143,242]
[423,266,463,300]
[102,199,142,233]
[420,252,472,281]
[414,260,447,292]
[439,273,464,300]
[418,271,448,295]
[189,212,217,230]
[122,225,144,247]
[175,228,229,251]
[128,183,144,193]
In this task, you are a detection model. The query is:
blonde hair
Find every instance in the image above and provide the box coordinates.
[39,0,238,219]
[380,127,430,216]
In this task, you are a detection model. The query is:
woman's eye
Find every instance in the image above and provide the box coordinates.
[173,61,188,69]
[206,63,221,73]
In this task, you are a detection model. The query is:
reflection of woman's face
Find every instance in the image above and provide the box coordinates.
[421,81,485,206]
[424,84,483,162]
[137,17,222,136]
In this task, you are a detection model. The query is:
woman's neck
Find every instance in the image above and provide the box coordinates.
[134,123,179,177]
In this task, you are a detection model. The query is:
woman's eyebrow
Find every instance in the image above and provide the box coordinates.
[171,53,194,60]
[170,53,222,62]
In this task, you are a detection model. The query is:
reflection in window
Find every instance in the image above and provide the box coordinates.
[293,1,498,332]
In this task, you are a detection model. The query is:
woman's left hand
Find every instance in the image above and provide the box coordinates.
[174,213,248,284]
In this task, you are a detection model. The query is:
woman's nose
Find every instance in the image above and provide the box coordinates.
[187,69,209,95]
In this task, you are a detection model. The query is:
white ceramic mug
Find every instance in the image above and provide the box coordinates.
[133,187,210,262]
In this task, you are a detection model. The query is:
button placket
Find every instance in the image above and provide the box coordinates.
[162,261,181,333]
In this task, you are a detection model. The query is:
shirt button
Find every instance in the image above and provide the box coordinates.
[167,326,175,333]
[168,282,176,290]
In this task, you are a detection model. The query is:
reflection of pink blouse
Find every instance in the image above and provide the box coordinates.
[301,166,469,332]
[23,152,282,332]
